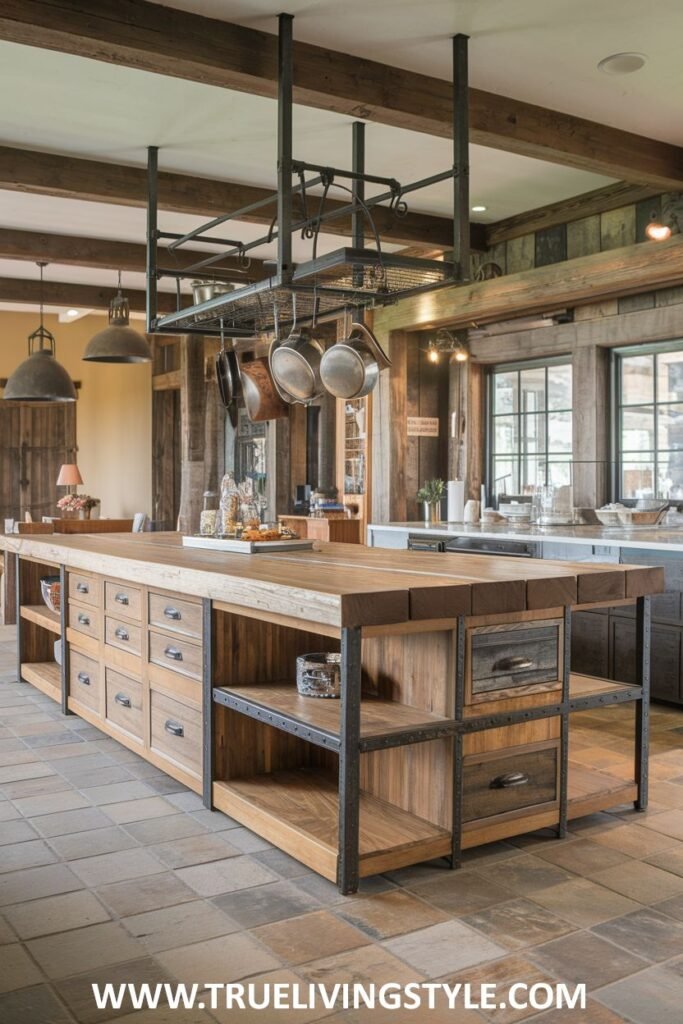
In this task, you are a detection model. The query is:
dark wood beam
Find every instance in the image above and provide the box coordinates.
[0,1,682,187]
[374,236,683,332]
[486,182,661,247]
[0,227,267,281]
[0,276,178,313]
[0,146,483,252]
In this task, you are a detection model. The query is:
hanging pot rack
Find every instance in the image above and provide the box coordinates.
[146,16,470,339]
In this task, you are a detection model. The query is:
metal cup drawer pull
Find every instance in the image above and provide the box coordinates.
[164,607,182,621]
[76,582,89,594]
[164,645,183,661]
[492,655,535,672]
[114,692,131,708]
[77,612,90,626]
[77,671,91,686]
[115,592,129,605]
[490,771,530,789]
[114,626,130,641]
[164,719,184,737]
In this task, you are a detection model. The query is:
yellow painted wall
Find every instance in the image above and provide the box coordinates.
[0,312,152,518]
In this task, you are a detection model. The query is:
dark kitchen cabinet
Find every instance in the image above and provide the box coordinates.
[571,610,610,678]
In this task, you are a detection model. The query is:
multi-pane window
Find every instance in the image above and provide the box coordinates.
[615,343,683,500]
[488,359,573,498]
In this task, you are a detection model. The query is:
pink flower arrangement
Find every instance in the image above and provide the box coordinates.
[57,494,99,512]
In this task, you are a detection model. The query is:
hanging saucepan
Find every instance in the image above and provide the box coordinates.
[320,322,391,399]
[215,327,240,429]
[270,328,325,404]
[239,356,289,421]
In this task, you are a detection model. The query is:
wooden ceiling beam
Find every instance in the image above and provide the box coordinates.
[0,276,177,313]
[373,236,683,333]
[0,1,682,187]
[0,227,267,281]
[0,145,484,252]
[486,182,662,247]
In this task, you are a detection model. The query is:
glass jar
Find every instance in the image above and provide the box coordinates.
[199,491,217,536]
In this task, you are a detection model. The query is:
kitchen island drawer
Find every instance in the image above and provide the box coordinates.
[468,620,562,699]
[149,630,202,681]
[105,581,142,621]
[70,602,100,641]
[105,616,142,657]
[149,592,202,640]
[68,651,100,712]
[150,690,201,775]
[68,572,100,608]
[105,668,143,740]
[463,741,559,824]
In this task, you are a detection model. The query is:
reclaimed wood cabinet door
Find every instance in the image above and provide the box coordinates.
[570,610,609,678]
[0,402,77,520]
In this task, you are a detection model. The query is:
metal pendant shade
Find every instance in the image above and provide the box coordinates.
[83,279,152,363]
[3,264,76,403]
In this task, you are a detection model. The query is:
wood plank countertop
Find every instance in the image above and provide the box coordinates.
[0,532,664,630]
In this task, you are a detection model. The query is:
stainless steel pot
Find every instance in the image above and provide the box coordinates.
[270,328,325,403]
[320,322,391,399]
[191,280,236,305]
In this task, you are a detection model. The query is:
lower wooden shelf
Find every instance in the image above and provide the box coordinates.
[213,770,451,882]
[567,762,637,818]
[21,661,60,702]
[569,673,642,702]
[20,604,61,634]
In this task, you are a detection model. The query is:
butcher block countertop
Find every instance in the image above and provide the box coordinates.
[0,532,664,630]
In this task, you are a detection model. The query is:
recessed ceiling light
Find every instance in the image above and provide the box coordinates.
[66,309,79,317]
[471,204,487,213]
[598,52,647,75]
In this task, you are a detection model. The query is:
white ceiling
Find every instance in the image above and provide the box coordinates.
[3,0,675,309]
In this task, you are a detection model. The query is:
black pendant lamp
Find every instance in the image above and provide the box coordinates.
[83,272,152,363]
[3,263,77,403]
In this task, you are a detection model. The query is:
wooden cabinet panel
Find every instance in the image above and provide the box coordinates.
[69,601,100,641]
[105,668,143,741]
[105,581,142,622]
[571,611,609,678]
[150,689,201,775]
[68,650,100,713]
[68,572,100,608]
[148,592,202,640]
[463,741,559,824]
[105,616,142,657]
[149,630,202,681]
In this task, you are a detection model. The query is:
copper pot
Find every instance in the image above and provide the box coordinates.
[239,357,289,421]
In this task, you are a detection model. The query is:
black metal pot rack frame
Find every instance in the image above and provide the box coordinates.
[206,598,651,895]
[146,16,470,339]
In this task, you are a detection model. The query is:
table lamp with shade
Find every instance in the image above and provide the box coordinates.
[56,463,83,496]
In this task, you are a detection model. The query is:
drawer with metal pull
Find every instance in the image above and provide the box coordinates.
[148,630,202,681]
[105,616,142,656]
[68,651,100,712]
[148,592,202,640]
[68,572,100,608]
[463,741,559,824]
[105,668,143,740]
[468,620,562,699]
[70,602,100,641]
[105,581,142,621]
[150,689,201,776]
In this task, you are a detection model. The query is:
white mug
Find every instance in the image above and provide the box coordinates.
[464,500,480,524]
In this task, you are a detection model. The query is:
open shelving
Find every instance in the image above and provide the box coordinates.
[20,661,61,701]
[20,604,61,635]
[15,555,63,707]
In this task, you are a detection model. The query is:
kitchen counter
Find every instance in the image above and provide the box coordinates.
[369,521,683,554]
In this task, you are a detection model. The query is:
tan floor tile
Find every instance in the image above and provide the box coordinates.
[0,839,57,873]
[176,855,277,896]
[31,806,113,838]
[157,931,280,985]
[531,878,640,927]
[4,890,110,939]
[103,796,177,825]
[208,969,335,1024]
[27,921,144,979]
[298,944,420,991]
[122,898,238,952]
[462,897,576,950]
[533,838,631,875]
[253,910,370,965]
[152,832,239,869]
[0,818,38,845]
[645,845,683,877]
[13,790,89,817]
[96,871,197,917]
[69,847,165,886]
[0,915,15,944]
[336,889,449,940]
[0,762,56,784]
[589,858,683,903]
[529,930,648,990]
[532,1000,628,1024]
[476,855,575,897]
[0,943,44,993]
[384,919,507,977]
[591,823,680,858]
[447,953,558,1024]
[0,863,83,906]
[638,808,683,841]
[55,956,176,1024]
[122,813,207,846]
[409,868,515,915]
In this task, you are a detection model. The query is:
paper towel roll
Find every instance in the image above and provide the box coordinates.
[447,480,465,523]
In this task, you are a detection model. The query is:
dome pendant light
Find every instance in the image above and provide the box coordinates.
[3,263,76,403]
[83,271,152,363]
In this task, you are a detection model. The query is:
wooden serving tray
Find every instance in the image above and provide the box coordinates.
[182,535,315,554]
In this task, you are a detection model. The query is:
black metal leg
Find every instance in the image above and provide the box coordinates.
[338,626,361,895]
[59,565,71,716]
[202,598,214,810]
[557,605,571,838]
[15,554,23,686]
[450,616,466,868]
[635,596,651,811]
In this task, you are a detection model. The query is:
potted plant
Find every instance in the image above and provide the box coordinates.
[417,478,446,526]
[57,494,100,520]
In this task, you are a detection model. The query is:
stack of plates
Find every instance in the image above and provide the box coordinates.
[499,503,533,524]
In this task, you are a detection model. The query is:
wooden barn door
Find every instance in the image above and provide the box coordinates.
[0,403,77,521]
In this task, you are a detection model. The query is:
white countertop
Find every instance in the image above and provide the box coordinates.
[368,521,683,554]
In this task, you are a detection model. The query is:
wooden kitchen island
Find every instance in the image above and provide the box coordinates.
[0,532,664,893]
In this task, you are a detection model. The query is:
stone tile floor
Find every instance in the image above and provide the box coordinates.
[2,625,683,1022]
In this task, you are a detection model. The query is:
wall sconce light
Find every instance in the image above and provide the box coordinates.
[427,341,440,364]
[423,328,469,364]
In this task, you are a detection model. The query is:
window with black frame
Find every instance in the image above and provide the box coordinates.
[488,358,573,500]
[614,342,683,501]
